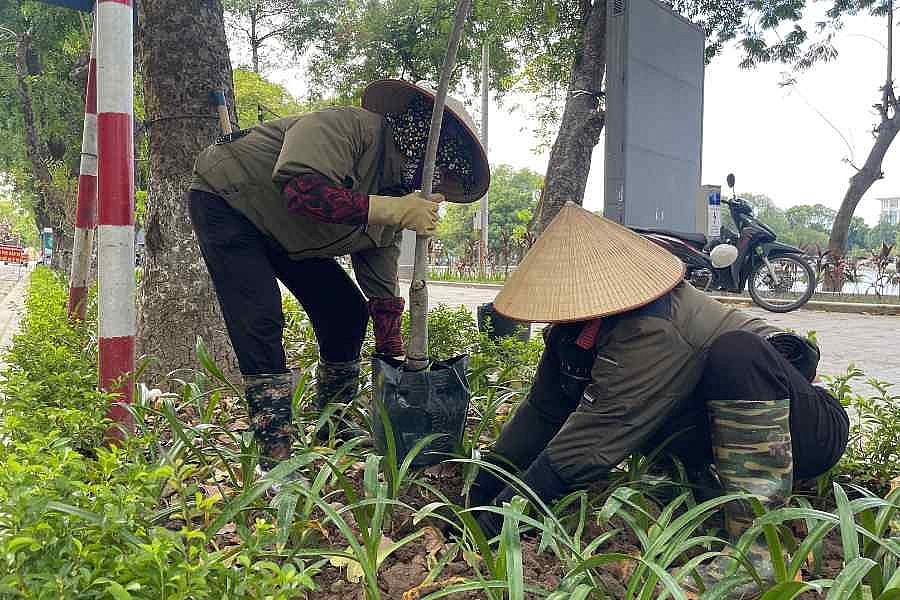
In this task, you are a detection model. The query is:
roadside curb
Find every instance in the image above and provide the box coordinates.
[403,279,900,316]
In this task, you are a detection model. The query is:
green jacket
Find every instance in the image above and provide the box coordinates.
[189,106,407,299]
[545,282,779,483]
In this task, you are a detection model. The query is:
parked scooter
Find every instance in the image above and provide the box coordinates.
[632,174,816,313]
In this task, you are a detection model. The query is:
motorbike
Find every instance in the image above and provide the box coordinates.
[632,174,817,313]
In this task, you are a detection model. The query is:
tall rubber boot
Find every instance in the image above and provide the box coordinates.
[244,372,297,468]
[315,360,362,441]
[691,398,793,599]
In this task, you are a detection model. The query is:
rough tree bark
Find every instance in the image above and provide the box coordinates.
[137,0,240,383]
[825,8,899,291]
[535,0,607,234]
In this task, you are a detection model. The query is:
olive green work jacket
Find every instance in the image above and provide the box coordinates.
[190,106,407,299]
[545,282,780,483]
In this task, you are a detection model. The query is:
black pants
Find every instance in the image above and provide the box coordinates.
[188,190,368,376]
[493,329,849,484]
[644,330,849,480]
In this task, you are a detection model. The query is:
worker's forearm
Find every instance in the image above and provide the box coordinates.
[283,173,369,225]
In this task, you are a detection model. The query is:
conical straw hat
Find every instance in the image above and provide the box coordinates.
[494,202,685,323]
[362,79,490,203]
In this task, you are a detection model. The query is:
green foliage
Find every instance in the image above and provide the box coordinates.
[0,1,88,180]
[731,193,879,253]
[0,267,107,449]
[437,164,541,262]
[825,366,900,488]
[867,218,900,250]
[0,181,38,247]
[4,269,900,600]
[0,268,322,598]
[224,0,331,73]
[232,68,307,128]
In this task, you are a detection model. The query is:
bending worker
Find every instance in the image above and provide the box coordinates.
[472,203,849,598]
[188,80,489,467]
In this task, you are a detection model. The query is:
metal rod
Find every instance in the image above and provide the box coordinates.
[406,0,472,371]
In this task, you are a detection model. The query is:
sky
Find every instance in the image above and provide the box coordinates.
[243,9,899,226]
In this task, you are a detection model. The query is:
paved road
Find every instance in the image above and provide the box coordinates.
[404,281,900,388]
[0,264,29,370]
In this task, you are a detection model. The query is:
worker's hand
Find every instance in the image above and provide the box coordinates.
[368,191,444,236]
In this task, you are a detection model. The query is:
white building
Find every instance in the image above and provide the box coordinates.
[880,197,900,225]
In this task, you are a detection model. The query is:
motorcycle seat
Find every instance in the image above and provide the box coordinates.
[631,227,708,248]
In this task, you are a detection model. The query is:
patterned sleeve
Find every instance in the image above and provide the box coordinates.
[283,173,370,225]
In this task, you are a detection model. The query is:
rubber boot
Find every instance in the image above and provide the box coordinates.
[244,372,298,468]
[314,360,363,441]
[690,398,793,599]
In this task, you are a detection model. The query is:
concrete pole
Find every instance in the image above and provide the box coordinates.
[68,15,98,320]
[96,0,135,437]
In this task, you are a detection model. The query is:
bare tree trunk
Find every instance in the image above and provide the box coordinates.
[825,8,898,291]
[14,32,52,226]
[535,0,607,234]
[825,116,900,288]
[137,0,239,383]
[15,29,75,272]
[250,6,260,73]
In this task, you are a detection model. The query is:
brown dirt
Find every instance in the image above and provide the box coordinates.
[305,462,649,599]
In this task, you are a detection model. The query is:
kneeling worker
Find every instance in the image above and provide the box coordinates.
[471,203,849,597]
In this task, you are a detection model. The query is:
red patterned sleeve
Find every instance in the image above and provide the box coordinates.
[283,173,370,225]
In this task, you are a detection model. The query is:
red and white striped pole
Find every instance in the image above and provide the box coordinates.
[96,0,135,437]
[67,15,98,321]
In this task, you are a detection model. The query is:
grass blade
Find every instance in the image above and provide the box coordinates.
[825,557,875,600]
[501,496,526,600]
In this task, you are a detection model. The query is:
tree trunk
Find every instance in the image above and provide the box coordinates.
[825,113,900,290]
[15,32,55,228]
[15,30,73,270]
[825,8,898,292]
[250,6,260,73]
[535,0,607,234]
[137,0,240,384]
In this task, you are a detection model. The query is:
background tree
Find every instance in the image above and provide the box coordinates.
[0,1,88,269]
[136,0,239,381]
[0,177,39,248]
[224,0,329,74]
[867,217,900,248]
[741,0,900,288]
[437,164,542,260]
[232,67,305,126]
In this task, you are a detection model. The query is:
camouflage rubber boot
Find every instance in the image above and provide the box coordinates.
[314,360,362,440]
[244,372,298,469]
[691,398,793,599]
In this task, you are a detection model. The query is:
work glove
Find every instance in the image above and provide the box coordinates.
[473,452,568,539]
[766,331,820,382]
[369,297,405,358]
[368,191,443,236]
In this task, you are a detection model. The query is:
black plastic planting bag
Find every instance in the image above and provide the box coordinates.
[372,355,470,467]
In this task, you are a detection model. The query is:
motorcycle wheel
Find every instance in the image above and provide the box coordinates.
[748,254,816,313]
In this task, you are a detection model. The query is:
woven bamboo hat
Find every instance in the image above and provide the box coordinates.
[493,202,685,323]
[362,79,490,203]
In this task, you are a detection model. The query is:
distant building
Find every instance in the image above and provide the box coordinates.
[880,197,900,225]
